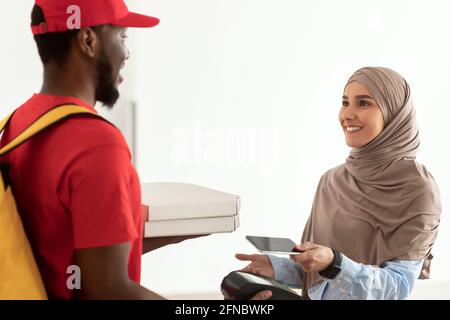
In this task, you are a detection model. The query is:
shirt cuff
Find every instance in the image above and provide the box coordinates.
[267,254,304,288]
[324,254,362,292]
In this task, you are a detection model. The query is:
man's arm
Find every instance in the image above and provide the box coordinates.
[142,235,209,254]
[75,242,165,300]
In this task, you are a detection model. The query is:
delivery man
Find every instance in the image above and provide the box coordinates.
[0,0,200,299]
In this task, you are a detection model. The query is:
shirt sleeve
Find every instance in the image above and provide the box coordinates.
[267,254,305,288]
[314,255,424,300]
[60,144,139,249]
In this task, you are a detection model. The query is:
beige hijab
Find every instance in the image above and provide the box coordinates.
[301,67,441,296]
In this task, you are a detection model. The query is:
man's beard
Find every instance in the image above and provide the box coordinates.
[95,50,120,109]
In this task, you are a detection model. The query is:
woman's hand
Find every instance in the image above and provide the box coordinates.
[289,242,334,272]
[235,253,275,278]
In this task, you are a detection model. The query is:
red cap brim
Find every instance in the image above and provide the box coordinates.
[112,12,160,28]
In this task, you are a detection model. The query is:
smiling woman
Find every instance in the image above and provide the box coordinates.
[236,66,442,300]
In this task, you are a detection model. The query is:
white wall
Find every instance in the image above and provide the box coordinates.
[1,0,449,298]
[0,1,41,111]
[131,0,450,297]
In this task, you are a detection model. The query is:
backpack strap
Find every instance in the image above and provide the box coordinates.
[0,104,101,157]
[0,111,14,134]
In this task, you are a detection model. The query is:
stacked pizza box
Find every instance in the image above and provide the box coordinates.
[141,182,240,237]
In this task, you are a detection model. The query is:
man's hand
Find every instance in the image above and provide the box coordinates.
[221,254,275,300]
[289,242,334,272]
[235,253,275,278]
[142,234,210,254]
[224,290,273,301]
[250,290,272,300]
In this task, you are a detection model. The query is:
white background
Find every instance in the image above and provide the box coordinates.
[1,0,449,298]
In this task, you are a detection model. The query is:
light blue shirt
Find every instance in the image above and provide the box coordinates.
[267,254,423,300]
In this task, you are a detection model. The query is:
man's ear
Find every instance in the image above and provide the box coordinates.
[77,27,101,58]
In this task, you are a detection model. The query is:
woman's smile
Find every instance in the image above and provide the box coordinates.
[345,125,363,133]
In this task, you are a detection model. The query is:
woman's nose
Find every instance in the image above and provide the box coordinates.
[342,105,356,120]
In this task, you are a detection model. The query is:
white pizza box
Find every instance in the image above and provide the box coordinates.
[141,182,241,237]
[144,213,240,238]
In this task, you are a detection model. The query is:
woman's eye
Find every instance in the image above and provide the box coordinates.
[342,101,349,107]
[359,100,370,107]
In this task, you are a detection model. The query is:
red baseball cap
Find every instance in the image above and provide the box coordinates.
[32,0,159,35]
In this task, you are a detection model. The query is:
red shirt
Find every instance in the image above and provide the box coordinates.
[0,94,142,299]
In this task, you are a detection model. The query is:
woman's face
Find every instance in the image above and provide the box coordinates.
[339,81,385,148]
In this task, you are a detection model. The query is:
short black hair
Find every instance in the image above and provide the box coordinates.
[31,4,79,66]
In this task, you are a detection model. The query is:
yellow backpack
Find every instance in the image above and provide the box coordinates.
[0,105,99,300]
